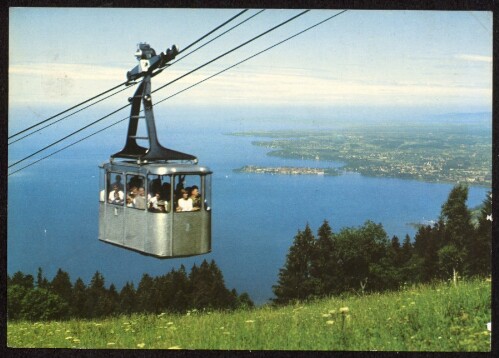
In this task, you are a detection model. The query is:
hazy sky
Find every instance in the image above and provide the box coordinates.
[9,8,492,112]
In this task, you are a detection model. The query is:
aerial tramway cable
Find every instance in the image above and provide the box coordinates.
[8,9,250,142]
[8,9,348,176]
[8,10,310,170]
[8,85,134,145]
[151,10,310,96]
[8,9,263,147]
[9,9,264,146]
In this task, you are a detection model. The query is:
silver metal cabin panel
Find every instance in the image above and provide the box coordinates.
[172,211,211,256]
[145,212,173,257]
[98,203,106,241]
[124,208,147,252]
[100,203,125,246]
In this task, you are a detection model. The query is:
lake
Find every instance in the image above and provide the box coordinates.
[7,105,491,304]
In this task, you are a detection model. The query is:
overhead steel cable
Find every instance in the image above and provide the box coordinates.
[154,9,265,73]
[9,10,348,177]
[154,10,348,107]
[177,9,249,55]
[9,10,257,146]
[9,10,311,170]
[8,9,250,141]
[8,81,132,140]
[8,117,129,177]
[8,104,131,169]
[8,10,349,177]
[151,9,310,96]
[8,84,135,145]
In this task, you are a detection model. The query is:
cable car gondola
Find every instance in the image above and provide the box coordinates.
[98,43,212,258]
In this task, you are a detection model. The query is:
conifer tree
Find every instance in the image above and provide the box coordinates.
[310,220,340,296]
[119,282,137,315]
[71,278,87,318]
[469,191,492,276]
[170,265,190,312]
[208,260,237,309]
[136,273,156,313]
[51,268,73,306]
[11,271,34,289]
[439,184,473,277]
[273,224,316,304]
[399,234,415,282]
[401,234,413,263]
[36,267,49,289]
[85,271,107,318]
[104,284,120,316]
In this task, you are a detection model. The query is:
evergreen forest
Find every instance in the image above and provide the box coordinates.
[7,260,254,321]
[273,184,492,304]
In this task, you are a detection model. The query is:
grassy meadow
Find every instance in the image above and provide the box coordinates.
[8,278,491,351]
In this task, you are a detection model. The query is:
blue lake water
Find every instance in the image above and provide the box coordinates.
[7,106,491,304]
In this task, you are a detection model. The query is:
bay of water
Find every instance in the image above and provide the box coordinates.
[7,106,490,304]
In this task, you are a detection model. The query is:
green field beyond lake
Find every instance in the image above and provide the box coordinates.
[8,278,491,351]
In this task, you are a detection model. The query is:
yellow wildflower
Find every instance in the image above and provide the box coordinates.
[339,307,349,314]
[137,343,146,348]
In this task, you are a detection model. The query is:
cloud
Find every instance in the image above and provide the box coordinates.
[454,54,492,63]
[8,61,492,108]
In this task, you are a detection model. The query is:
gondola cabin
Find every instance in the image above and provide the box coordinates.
[98,43,212,258]
[99,162,212,258]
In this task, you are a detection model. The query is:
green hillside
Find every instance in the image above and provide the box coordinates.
[8,278,491,351]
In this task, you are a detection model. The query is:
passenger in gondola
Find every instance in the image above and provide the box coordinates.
[134,187,147,209]
[150,176,162,196]
[108,184,124,205]
[111,175,124,191]
[126,195,134,207]
[176,188,193,212]
[190,185,201,211]
[161,182,171,202]
[129,175,143,190]
[175,175,186,197]
[148,192,161,212]
[157,200,167,213]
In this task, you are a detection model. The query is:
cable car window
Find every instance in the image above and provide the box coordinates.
[126,174,146,210]
[99,168,106,202]
[147,175,171,213]
[204,174,212,211]
[108,172,125,205]
[174,175,202,212]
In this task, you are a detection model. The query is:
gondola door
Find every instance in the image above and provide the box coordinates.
[100,170,126,247]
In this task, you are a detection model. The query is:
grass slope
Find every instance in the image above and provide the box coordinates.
[8,278,491,351]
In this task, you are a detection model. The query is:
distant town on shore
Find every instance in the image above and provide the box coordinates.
[229,120,492,187]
